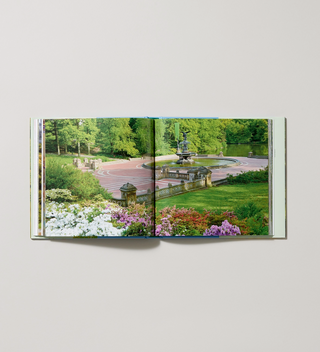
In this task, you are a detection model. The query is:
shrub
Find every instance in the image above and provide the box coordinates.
[110,203,154,236]
[158,206,209,232]
[234,201,263,220]
[45,189,75,202]
[227,167,268,184]
[247,214,269,235]
[122,222,152,237]
[206,211,250,235]
[204,220,241,236]
[46,159,112,201]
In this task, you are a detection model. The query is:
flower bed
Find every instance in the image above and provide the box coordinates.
[45,200,268,237]
[154,206,244,237]
[45,202,125,237]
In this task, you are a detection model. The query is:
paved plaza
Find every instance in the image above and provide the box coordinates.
[88,157,268,198]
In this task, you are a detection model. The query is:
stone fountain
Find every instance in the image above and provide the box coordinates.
[176,131,197,164]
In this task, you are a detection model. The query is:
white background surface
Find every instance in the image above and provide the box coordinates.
[1,1,319,351]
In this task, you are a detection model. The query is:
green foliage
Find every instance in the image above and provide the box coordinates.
[45,189,75,202]
[92,194,106,202]
[154,120,170,156]
[224,119,268,144]
[86,208,103,223]
[95,118,139,157]
[249,119,268,143]
[227,167,268,184]
[246,213,269,235]
[173,226,202,236]
[234,201,263,220]
[83,119,99,154]
[226,120,252,144]
[132,119,154,155]
[46,117,268,158]
[45,119,88,155]
[46,159,112,201]
[197,119,227,153]
[163,118,218,154]
[122,222,151,237]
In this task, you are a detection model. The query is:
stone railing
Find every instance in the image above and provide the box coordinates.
[155,178,207,200]
[110,198,127,207]
[110,170,220,207]
[137,190,154,204]
[167,171,189,180]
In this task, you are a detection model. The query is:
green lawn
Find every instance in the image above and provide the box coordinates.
[156,183,269,216]
[45,154,111,166]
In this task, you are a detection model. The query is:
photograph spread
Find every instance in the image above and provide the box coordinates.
[30,117,285,239]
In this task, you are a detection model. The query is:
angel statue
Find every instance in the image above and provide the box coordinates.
[182,131,190,141]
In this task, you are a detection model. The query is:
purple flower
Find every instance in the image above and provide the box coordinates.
[203,220,240,236]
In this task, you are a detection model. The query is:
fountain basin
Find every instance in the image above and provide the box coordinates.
[143,157,240,169]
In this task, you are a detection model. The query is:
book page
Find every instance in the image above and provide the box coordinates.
[34,117,155,238]
[154,117,272,238]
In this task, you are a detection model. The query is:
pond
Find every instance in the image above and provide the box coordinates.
[221,144,268,156]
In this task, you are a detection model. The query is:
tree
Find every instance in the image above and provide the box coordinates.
[96,118,138,156]
[154,120,170,155]
[249,119,268,143]
[45,119,77,154]
[132,118,154,155]
[226,120,252,144]
[162,119,226,154]
[83,119,99,154]
[68,119,91,157]
[197,119,225,153]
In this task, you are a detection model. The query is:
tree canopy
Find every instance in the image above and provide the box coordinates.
[45,118,268,157]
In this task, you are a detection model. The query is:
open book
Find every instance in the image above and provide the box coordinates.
[30,117,286,239]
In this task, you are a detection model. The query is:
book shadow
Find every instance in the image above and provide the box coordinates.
[161,237,278,245]
[49,236,278,250]
[50,238,161,250]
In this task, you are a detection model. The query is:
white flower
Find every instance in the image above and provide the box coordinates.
[45,201,125,237]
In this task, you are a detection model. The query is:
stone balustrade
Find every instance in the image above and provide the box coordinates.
[110,167,224,207]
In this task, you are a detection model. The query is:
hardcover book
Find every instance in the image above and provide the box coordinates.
[30,117,286,239]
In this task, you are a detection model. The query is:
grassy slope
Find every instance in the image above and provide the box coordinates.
[156,183,269,216]
[45,154,111,166]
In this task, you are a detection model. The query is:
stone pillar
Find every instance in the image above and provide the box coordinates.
[74,158,82,168]
[91,160,99,170]
[198,166,212,187]
[176,170,179,178]
[155,186,160,200]
[168,183,173,196]
[154,166,162,180]
[248,152,253,158]
[161,165,169,178]
[187,168,198,181]
[120,183,137,206]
